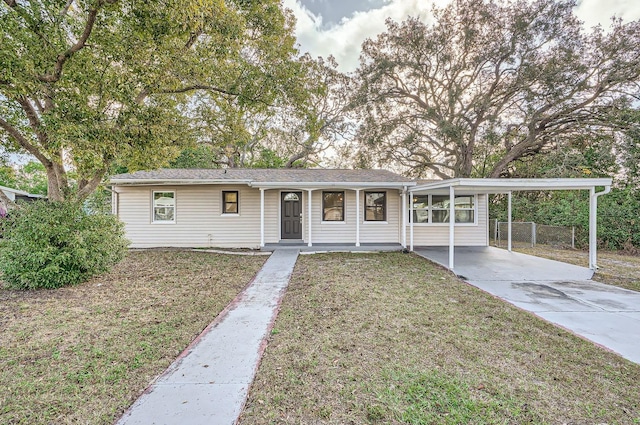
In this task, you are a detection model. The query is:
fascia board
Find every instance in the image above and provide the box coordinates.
[251,181,416,189]
[412,178,612,193]
[109,179,253,186]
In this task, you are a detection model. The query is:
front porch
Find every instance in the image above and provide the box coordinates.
[261,242,404,253]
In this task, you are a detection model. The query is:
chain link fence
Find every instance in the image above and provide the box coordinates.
[489,220,575,249]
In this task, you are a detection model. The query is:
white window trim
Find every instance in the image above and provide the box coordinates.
[152,190,176,224]
[363,191,387,223]
[222,190,239,215]
[321,191,346,224]
[410,194,477,226]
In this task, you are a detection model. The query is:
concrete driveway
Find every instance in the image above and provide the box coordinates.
[416,246,640,365]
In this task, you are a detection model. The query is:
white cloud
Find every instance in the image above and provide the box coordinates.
[575,0,640,29]
[283,0,445,72]
[284,0,640,73]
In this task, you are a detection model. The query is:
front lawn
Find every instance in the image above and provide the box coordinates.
[0,249,266,424]
[240,252,640,424]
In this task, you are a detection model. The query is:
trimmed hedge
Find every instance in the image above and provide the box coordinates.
[0,201,129,289]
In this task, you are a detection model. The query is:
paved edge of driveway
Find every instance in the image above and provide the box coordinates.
[115,248,300,425]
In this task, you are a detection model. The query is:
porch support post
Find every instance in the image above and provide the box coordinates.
[260,188,265,248]
[355,189,360,247]
[307,189,313,247]
[448,185,455,270]
[401,189,407,249]
[507,191,512,252]
[588,185,611,270]
[409,191,414,251]
[589,187,596,269]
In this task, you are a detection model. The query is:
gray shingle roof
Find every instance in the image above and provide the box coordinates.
[110,168,413,184]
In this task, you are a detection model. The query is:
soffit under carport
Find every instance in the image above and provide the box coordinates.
[411,178,613,195]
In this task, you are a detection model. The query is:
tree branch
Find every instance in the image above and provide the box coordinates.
[39,4,104,83]
[0,117,52,167]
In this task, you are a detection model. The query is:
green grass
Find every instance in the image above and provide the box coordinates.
[0,249,266,424]
[239,252,640,425]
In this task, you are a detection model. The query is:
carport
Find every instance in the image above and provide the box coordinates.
[408,178,612,270]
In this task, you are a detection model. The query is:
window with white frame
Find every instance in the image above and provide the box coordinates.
[412,195,429,223]
[322,191,344,221]
[411,194,475,224]
[153,191,175,223]
[365,191,386,221]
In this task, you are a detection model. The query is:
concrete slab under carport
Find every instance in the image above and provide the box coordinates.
[415,246,640,365]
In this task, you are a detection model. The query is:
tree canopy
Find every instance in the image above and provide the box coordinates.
[0,0,298,202]
[354,0,640,178]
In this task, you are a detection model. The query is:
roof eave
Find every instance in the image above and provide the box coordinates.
[412,178,613,193]
[251,181,416,189]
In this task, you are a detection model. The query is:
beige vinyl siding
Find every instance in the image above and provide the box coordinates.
[359,190,401,243]
[116,185,262,248]
[305,189,401,244]
[409,194,488,246]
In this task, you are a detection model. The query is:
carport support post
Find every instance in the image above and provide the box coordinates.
[307,189,313,247]
[448,185,455,270]
[589,188,596,269]
[355,189,360,247]
[260,188,265,248]
[402,189,407,248]
[507,191,512,252]
[409,191,414,251]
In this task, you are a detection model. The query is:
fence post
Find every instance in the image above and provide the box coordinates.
[532,222,536,248]
[572,226,575,249]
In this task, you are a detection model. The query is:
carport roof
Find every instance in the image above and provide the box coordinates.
[412,178,612,194]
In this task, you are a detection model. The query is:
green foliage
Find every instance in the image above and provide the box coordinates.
[169,145,219,169]
[249,148,288,168]
[0,201,129,289]
[1,0,297,201]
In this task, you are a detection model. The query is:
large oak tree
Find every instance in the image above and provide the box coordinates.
[355,0,640,178]
[0,0,297,206]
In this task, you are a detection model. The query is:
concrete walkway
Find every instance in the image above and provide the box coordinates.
[116,248,300,425]
[416,246,640,364]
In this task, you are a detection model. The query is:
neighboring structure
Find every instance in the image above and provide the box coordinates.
[0,185,45,204]
[109,169,611,269]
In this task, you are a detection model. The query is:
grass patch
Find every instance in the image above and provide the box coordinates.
[513,245,640,292]
[240,252,640,424]
[0,249,265,424]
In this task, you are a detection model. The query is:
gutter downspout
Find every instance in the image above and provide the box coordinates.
[589,185,611,270]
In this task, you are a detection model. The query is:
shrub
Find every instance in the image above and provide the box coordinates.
[0,200,129,289]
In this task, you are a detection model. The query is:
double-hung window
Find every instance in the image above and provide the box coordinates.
[412,195,429,223]
[365,191,386,221]
[322,191,344,221]
[153,191,175,223]
[222,191,239,214]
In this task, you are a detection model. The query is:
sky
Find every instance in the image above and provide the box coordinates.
[284,0,640,72]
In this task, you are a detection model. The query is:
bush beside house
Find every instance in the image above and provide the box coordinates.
[0,201,129,289]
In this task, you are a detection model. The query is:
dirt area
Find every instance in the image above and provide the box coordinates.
[240,252,640,424]
[0,249,266,424]
[512,245,640,292]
